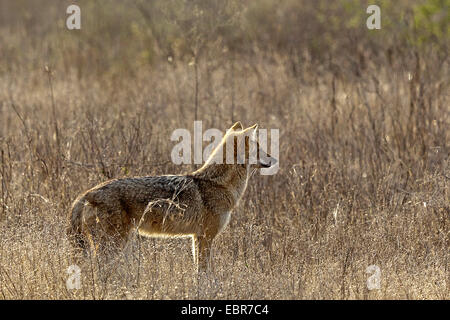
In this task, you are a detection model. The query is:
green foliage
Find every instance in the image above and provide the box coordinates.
[414,0,449,43]
[1,0,448,75]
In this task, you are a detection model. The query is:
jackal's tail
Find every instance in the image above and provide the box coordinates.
[67,195,88,252]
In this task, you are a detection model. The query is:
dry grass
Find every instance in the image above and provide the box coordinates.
[0,0,448,300]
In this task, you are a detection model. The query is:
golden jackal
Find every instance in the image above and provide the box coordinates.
[68,122,276,271]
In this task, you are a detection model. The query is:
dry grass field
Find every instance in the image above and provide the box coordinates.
[0,0,448,299]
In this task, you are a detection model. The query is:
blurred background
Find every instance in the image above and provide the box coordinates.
[0,0,448,76]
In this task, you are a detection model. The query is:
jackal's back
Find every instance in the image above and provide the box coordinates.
[68,175,206,248]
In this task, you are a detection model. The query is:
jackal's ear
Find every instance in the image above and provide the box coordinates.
[245,124,258,132]
[229,121,243,131]
[242,124,259,138]
[251,124,259,138]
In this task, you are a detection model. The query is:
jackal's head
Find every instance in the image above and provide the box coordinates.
[210,122,277,169]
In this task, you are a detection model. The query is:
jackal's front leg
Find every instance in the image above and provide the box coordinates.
[192,235,199,270]
[197,236,213,272]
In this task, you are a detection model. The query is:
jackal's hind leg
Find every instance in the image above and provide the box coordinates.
[82,206,132,263]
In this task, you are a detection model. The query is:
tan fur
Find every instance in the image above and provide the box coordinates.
[67,122,276,272]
